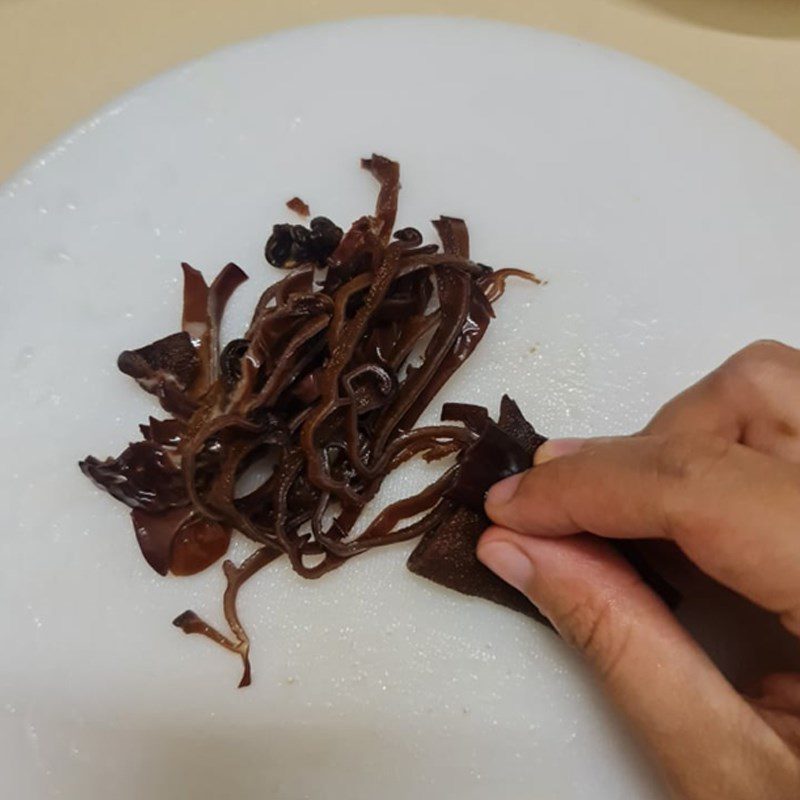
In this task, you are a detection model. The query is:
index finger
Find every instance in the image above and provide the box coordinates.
[485,433,800,634]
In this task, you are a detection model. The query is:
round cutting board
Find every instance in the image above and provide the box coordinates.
[2,16,800,800]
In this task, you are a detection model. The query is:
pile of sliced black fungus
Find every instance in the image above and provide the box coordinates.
[81,155,676,687]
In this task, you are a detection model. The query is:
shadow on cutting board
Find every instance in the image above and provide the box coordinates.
[639,542,800,689]
[626,0,800,38]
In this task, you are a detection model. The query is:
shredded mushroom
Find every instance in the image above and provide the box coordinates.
[80,155,557,686]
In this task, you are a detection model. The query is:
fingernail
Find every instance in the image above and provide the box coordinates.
[534,437,587,465]
[486,472,523,506]
[478,541,535,594]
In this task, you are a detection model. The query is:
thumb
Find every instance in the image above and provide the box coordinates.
[477,529,798,800]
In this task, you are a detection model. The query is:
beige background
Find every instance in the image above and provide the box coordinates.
[1,0,799,181]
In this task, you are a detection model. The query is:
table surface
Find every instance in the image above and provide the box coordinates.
[1,0,799,181]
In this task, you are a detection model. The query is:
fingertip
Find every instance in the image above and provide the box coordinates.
[475,536,535,595]
[534,437,587,465]
[485,472,524,508]
[477,524,527,557]
[477,524,509,551]
[485,438,589,522]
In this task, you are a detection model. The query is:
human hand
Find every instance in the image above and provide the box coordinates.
[478,341,800,799]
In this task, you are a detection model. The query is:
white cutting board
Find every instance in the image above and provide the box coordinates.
[2,17,800,800]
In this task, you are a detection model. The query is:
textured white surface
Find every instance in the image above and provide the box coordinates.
[2,17,800,800]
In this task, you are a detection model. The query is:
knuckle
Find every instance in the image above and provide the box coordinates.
[741,338,790,358]
[652,433,733,535]
[558,594,631,679]
[719,339,794,391]
[655,432,732,484]
[735,339,792,366]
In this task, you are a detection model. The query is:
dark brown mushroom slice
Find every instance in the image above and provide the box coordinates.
[173,544,283,687]
[407,506,550,625]
[180,261,249,393]
[497,395,547,455]
[286,196,310,217]
[117,331,199,392]
[406,396,548,620]
[170,517,233,576]
[139,416,185,447]
[130,506,192,576]
[440,402,490,434]
[445,421,533,513]
[360,154,400,243]
[130,506,232,577]
[265,217,343,268]
[79,440,188,512]
[219,338,250,388]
